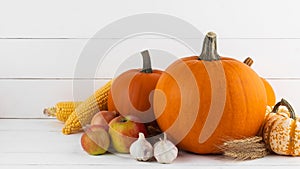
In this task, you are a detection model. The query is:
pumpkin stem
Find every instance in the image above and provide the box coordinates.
[199,32,220,61]
[243,57,254,67]
[271,98,296,120]
[140,50,153,73]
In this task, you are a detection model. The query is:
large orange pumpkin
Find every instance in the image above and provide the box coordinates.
[153,32,267,154]
[108,50,162,124]
[243,57,276,106]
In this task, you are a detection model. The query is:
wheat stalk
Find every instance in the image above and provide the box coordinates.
[221,136,269,160]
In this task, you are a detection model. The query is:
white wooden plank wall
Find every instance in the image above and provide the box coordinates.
[1,0,300,118]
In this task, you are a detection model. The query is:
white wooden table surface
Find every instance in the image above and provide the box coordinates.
[1,118,300,169]
[1,0,300,168]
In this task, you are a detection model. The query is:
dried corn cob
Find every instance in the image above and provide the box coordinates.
[62,80,112,135]
[44,101,82,122]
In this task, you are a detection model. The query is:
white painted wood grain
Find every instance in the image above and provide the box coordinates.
[0,80,109,118]
[0,166,297,169]
[1,152,298,166]
[0,39,85,78]
[0,119,300,168]
[1,0,300,168]
[0,0,300,38]
[0,38,300,78]
[0,79,298,118]
[0,119,61,131]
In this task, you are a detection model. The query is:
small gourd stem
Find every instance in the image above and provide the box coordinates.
[243,57,254,67]
[271,98,296,120]
[140,50,153,73]
[199,32,220,61]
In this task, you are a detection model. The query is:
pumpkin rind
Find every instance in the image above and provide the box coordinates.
[262,99,300,156]
[108,50,162,123]
[243,57,276,106]
[261,78,276,106]
[153,32,267,154]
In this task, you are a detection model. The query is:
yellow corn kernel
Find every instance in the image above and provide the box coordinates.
[44,101,82,122]
[62,80,111,135]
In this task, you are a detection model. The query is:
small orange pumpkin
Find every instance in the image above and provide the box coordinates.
[262,99,300,156]
[153,32,267,154]
[108,50,162,123]
[243,57,276,106]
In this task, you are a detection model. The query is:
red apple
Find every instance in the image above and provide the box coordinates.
[90,111,118,130]
[108,115,147,153]
[81,125,110,155]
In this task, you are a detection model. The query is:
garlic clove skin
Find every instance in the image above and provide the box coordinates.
[129,132,153,161]
[154,133,178,164]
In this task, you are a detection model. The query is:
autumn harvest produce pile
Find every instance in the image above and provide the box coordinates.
[44,32,300,163]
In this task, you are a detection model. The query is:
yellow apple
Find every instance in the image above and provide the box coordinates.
[108,116,147,153]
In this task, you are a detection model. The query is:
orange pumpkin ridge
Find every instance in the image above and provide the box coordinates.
[243,57,276,106]
[288,120,297,155]
[154,32,267,154]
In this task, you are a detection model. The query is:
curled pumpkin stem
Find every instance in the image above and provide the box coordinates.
[271,98,296,120]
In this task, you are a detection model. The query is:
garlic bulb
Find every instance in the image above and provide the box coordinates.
[153,133,178,164]
[129,132,153,161]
